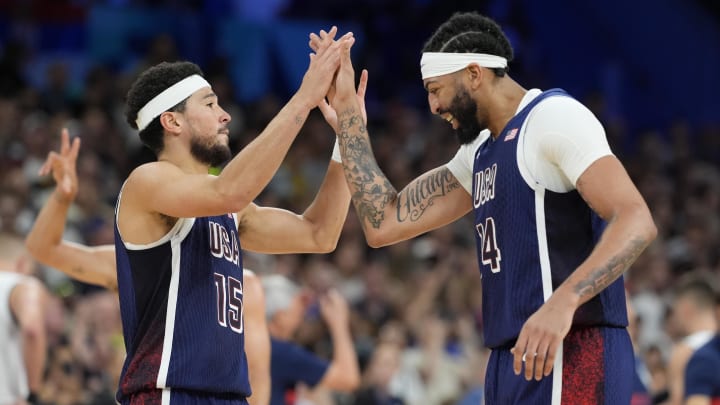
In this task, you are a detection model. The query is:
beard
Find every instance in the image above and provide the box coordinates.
[190,133,232,167]
[447,87,483,145]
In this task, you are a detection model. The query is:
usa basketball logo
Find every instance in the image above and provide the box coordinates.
[504,128,518,141]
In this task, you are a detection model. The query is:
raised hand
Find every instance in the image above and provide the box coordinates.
[297,26,354,109]
[318,68,367,134]
[332,36,358,104]
[318,288,350,330]
[38,128,80,203]
[309,28,367,133]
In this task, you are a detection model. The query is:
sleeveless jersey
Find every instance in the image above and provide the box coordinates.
[471,88,628,349]
[685,335,720,404]
[114,198,250,399]
[0,272,29,403]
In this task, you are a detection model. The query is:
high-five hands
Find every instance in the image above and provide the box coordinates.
[309,28,368,133]
[298,26,355,109]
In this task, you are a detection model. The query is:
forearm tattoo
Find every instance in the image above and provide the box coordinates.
[337,107,396,229]
[574,237,647,299]
[396,168,460,222]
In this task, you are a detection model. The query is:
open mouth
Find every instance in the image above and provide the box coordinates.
[443,114,459,129]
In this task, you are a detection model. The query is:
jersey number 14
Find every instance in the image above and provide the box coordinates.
[475,217,502,273]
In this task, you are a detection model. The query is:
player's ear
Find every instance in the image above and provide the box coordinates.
[466,64,484,90]
[159,111,182,135]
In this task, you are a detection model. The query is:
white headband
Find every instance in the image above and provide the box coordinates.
[135,74,211,131]
[420,52,508,80]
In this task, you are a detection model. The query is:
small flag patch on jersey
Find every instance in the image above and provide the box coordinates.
[504,128,518,141]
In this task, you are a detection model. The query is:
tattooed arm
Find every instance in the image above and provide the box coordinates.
[335,107,472,247]
[512,155,657,381]
[329,40,471,246]
[563,155,656,303]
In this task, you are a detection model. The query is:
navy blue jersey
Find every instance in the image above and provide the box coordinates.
[114,209,250,400]
[685,335,720,403]
[270,338,329,405]
[471,89,628,349]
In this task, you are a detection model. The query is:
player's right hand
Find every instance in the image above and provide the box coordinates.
[298,27,353,108]
[38,127,80,203]
[332,35,358,104]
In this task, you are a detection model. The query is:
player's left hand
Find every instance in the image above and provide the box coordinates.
[318,68,368,133]
[511,293,575,381]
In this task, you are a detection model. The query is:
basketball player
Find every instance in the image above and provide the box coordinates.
[45,29,352,404]
[26,129,271,405]
[320,12,657,404]
[0,236,48,405]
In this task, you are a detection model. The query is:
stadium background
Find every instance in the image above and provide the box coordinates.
[0,0,719,403]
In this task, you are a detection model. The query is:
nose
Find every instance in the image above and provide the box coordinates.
[428,93,440,115]
[220,106,231,123]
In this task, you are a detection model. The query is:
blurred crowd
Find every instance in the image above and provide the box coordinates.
[1,2,720,405]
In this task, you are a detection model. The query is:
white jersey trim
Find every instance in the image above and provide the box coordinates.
[115,181,195,250]
[683,330,715,350]
[534,184,563,404]
[162,387,171,404]
[552,342,563,405]
[534,189,554,303]
[123,218,193,250]
[156,220,191,388]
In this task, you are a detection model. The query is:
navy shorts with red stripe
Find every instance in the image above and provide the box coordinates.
[120,389,249,405]
[484,326,634,405]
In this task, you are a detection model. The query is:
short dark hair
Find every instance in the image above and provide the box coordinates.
[422,12,514,77]
[125,61,204,155]
[674,272,719,311]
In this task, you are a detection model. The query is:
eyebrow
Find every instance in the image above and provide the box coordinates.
[201,92,217,100]
[424,80,436,91]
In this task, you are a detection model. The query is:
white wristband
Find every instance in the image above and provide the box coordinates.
[331,139,342,163]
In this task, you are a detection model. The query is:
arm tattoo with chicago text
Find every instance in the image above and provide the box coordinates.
[396,168,461,222]
[337,107,396,229]
[573,237,646,299]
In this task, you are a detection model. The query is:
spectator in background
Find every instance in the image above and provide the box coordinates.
[666,273,718,405]
[352,342,407,405]
[262,274,360,405]
[684,339,720,405]
[0,234,48,405]
[683,288,720,405]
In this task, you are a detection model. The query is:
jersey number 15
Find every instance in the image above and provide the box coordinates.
[214,273,244,334]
